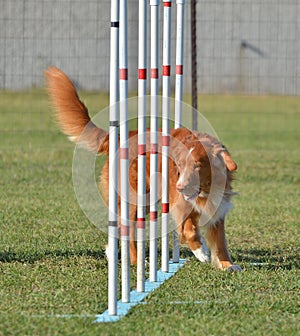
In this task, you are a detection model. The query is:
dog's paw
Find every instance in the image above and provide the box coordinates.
[192,247,210,263]
[226,264,242,272]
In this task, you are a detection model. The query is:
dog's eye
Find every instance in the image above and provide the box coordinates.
[193,163,201,171]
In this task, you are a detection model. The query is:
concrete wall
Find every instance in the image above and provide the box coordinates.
[0,0,299,94]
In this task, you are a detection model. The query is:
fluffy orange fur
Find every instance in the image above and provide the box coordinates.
[45,66,241,271]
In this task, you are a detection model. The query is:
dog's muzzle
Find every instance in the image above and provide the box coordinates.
[183,190,200,201]
[176,183,200,201]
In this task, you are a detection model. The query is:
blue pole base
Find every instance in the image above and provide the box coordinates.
[94,259,186,323]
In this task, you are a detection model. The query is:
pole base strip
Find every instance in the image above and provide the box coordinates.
[94,259,186,323]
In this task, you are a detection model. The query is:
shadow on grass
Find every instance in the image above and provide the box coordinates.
[234,247,299,270]
[0,243,193,265]
[179,247,194,259]
[0,248,106,264]
[2,246,297,270]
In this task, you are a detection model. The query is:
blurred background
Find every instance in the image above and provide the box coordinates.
[0,0,299,94]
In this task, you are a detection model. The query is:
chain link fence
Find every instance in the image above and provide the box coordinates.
[0,0,299,94]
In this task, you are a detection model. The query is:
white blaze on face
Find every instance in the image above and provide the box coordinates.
[176,147,195,190]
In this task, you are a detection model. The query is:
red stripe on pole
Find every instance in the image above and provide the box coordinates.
[162,203,169,213]
[138,144,146,156]
[176,65,183,75]
[121,225,129,236]
[150,143,158,154]
[162,65,170,76]
[120,68,128,80]
[120,147,129,159]
[137,218,145,229]
[162,135,170,146]
[138,68,147,80]
[151,68,158,79]
[163,1,171,7]
[150,211,157,221]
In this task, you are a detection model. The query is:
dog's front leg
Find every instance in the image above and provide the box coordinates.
[205,219,241,272]
[182,217,210,263]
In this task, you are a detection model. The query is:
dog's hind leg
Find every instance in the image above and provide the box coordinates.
[129,204,137,265]
[105,206,137,265]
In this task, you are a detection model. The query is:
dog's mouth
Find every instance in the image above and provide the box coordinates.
[183,189,200,201]
[182,188,209,201]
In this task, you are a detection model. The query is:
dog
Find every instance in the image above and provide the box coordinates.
[45,66,241,272]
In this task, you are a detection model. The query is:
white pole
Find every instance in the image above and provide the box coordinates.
[173,0,185,262]
[149,0,159,282]
[174,0,185,129]
[119,0,130,303]
[161,0,172,272]
[108,0,120,316]
[137,0,147,293]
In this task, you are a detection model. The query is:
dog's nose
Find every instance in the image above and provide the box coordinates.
[176,182,184,193]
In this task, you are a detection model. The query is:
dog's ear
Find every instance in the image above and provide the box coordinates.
[221,151,238,171]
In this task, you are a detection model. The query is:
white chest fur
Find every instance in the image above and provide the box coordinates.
[191,195,233,227]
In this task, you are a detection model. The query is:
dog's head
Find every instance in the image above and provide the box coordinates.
[171,129,237,202]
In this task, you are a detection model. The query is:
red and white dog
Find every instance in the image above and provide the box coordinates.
[45,66,241,272]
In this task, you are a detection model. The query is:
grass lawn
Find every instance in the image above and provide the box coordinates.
[0,91,299,335]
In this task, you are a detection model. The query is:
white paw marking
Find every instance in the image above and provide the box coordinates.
[226,264,242,272]
[192,246,210,263]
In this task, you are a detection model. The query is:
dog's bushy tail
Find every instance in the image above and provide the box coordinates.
[45,66,109,154]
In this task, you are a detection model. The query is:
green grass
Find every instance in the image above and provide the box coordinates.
[0,90,299,335]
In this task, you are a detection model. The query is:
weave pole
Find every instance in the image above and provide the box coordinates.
[136,0,147,293]
[190,0,198,130]
[173,0,185,263]
[161,0,172,273]
[174,0,185,129]
[108,0,120,316]
[149,0,160,282]
[119,0,130,303]
[96,0,188,322]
